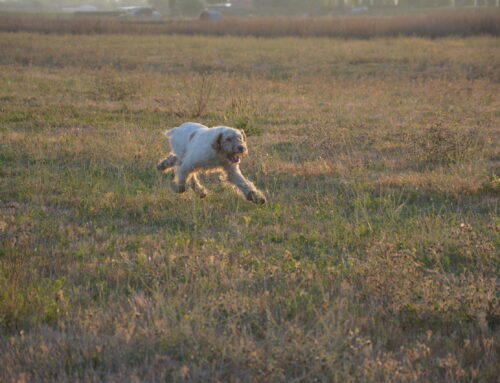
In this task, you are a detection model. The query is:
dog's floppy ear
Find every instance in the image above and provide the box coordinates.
[212,132,223,152]
[240,129,247,142]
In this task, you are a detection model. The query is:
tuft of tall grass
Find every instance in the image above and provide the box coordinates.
[93,66,153,102]
[415,123,486,166]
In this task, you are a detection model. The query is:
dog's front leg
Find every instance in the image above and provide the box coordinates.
[225,165,266,204]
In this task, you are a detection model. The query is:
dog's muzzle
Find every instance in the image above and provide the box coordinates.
[228,144,246,164]
[228,153,243,164]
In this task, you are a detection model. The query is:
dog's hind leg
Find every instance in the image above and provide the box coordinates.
[189,174,208,199]
[157,153,177,172]
[171,164,190,194]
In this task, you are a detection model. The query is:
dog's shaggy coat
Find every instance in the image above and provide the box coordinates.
[157,122,266,204]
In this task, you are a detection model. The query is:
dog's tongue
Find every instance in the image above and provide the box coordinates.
[229,155,240,164]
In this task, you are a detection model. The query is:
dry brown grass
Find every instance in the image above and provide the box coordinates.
[0,31,499,382]
[0,10,499,38]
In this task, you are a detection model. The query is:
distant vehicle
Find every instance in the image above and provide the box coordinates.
[62,5,97,12]
[199,10,223,21]
[208,2,232,8]
[118,6,161,18]
[351,7,368,13]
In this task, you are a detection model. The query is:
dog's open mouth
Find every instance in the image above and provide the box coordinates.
[228,154,243,164]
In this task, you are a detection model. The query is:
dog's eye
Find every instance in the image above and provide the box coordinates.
[226,137,232,142]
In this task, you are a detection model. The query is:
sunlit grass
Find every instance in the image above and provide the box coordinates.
[0,32,498,382]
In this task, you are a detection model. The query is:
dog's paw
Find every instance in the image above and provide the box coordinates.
[246,190,266,205]
[157,160,169,171]
[198,190,208,199]
[171,182,186,194]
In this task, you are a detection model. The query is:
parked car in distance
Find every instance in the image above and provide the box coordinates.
[118,7,161,19]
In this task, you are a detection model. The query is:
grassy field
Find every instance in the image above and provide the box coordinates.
[0,30,499,382]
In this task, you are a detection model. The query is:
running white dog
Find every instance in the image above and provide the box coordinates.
[157,122,266,204]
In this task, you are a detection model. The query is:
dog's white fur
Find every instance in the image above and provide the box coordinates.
[157,122,266,204]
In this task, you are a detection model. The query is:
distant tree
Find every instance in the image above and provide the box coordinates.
[148,0,171,13]
[0,0,44,12]
[178,0,206,14]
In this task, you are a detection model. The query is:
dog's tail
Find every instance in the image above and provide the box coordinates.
[164,127,177,137]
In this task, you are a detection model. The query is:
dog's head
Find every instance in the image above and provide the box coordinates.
[212,128,247,165]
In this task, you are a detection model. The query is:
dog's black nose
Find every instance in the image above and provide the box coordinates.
[237,145,245,153]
